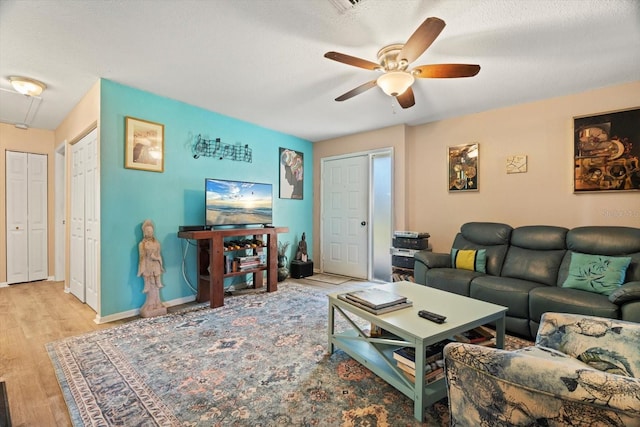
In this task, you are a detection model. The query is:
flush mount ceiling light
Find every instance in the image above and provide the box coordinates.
[9,76,47,96]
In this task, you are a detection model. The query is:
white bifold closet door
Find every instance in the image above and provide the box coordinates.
[69,129,99,311]
[5,151,48,284]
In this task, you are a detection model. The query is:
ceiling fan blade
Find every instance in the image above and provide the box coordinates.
[398,17,446,64]
[396,87,415,109]
[335,80,378,101]
[413,64,481,78]
[324,51,380,71]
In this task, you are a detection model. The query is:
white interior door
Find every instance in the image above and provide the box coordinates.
[6,151,29,284]
[6,151,48,284]
[27,153,48,281]
[321,155,369,279]
[69,129,99,311]
[70,137,86,301]
[84,131,99,310]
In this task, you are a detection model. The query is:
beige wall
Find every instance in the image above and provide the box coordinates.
[0,124,55,282]
[408,81,640,252]
[54,80,101,289]
[314,81,640,263]
[55,80,100,145]
[312,124,408,263]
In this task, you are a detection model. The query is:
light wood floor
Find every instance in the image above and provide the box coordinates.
[0,277,371,426]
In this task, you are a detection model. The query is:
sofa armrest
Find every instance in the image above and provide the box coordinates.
[535,312,640,378]
[413,251,450,269]
[444,342,640,425]
[609,281,640,304]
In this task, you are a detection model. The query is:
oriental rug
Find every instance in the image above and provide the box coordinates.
[47,283,531,426]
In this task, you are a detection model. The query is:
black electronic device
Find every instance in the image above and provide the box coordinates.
[418,310,446,324]
[179,225,212,232]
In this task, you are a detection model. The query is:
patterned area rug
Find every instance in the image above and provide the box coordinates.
[47,283,532,426]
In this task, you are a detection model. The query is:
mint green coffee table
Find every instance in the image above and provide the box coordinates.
[328,281,507,422]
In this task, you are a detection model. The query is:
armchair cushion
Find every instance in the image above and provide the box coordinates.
[445,343,640,426]
[535,312,640,378]
[445,312,640,426]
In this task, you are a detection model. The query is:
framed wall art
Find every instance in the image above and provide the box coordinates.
[574,107,640,192]
[448,143,479,192]
[279,147,303,199]
[506,154,528,174]
[125,116,165,172]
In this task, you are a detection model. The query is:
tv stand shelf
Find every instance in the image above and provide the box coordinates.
[178,227,288,308]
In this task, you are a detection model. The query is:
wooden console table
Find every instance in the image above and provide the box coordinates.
[177,227,288,308]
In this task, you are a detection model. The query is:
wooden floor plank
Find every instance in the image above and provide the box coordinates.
[0,277,370,426]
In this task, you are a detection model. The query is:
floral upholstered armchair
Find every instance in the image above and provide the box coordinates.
[444,312,640,426]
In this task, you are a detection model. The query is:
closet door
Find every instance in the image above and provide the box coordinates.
[6,152,29,284]
[70,138,86,301]
[5,151,48,284]
[69,129,99,311]
[27,153,48,281]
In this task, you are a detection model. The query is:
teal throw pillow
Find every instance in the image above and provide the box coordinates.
[562,252,632,296]
[451,248,487,273]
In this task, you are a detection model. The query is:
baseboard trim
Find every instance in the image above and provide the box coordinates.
[94,294,197,324]
[0,282,8,288]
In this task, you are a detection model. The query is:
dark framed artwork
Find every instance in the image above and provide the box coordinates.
[125,116,164,172]
[279,147,303,199]
[574,107,640,192]
[448,143,479,192]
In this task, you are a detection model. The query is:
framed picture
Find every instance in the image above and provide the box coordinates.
[506,154,528,174]
[125,116,164,172]
[279,147,303,199]
[574,107,640,192]
[448,143,479,192]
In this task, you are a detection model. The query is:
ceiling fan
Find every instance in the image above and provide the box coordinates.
[324,17,480,109]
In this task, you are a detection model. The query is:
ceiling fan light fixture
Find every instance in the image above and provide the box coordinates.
[9,76,46,96]
[376,71,414,97]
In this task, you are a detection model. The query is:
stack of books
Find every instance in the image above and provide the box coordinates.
[453,325,496,347]
[338,288,413,315]
[392,339,453,384]
[235,255,262,271]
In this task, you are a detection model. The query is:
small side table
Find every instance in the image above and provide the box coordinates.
[291,260,313,278]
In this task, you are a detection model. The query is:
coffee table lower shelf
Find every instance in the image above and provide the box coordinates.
[331,332,447,406]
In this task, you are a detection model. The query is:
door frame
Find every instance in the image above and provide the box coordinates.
[319,147,394,281]
[55,141,66,282]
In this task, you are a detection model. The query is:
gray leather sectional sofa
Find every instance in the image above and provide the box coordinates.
[414,222,640,338]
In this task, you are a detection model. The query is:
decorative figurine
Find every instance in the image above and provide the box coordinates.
[138,219,167,317]
[295,232,308,262]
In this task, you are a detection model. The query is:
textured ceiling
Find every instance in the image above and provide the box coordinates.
[1,0,639,142]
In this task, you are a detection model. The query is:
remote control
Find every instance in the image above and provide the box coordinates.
[418,310,446,324]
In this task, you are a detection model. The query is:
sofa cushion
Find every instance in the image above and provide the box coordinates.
[500,226,567,286]
[529,287,618,322]
[451,248,486,273]
[565,226,640,283]
[426,268,482,296]
[470,276,541,318]
[562,253,632,296]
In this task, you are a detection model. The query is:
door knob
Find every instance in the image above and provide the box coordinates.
[361,221,367,226]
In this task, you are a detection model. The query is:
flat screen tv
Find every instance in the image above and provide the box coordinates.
[205,178,273,227]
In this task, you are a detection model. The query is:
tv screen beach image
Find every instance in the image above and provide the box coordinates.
[206,179,273,226]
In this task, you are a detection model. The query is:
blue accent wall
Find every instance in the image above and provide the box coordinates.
[99,79,312,317]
